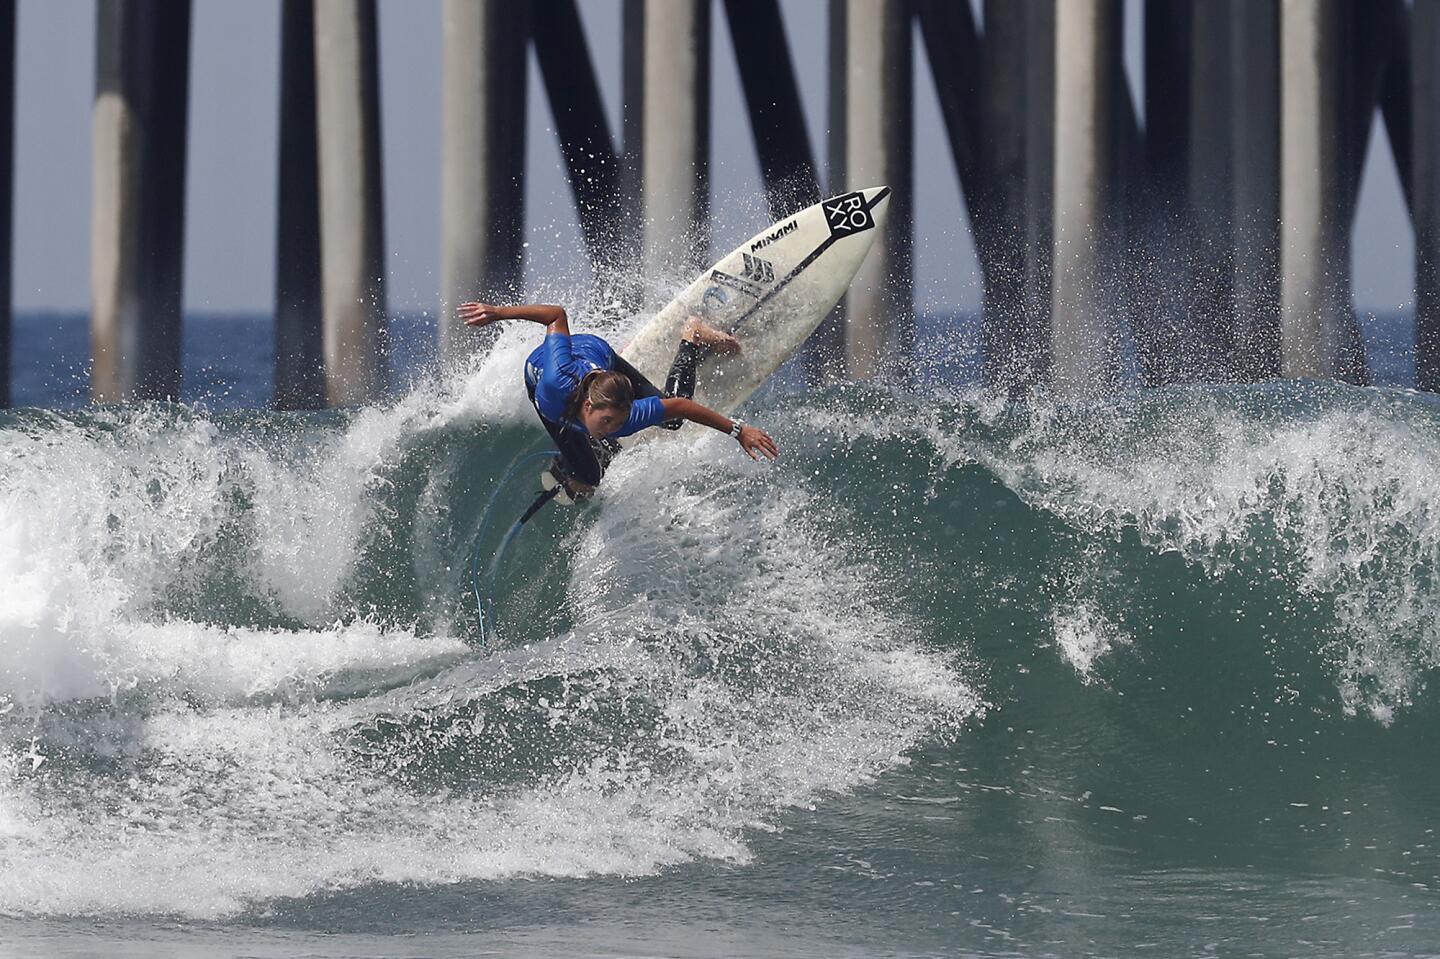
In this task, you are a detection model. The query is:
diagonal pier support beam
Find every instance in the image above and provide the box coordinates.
[914,0,983,238]
[915,0,1018,392]
[1344,0,1404,226]
[1416,0,1440,390]
[274,0,323,410]
[724,0,820,220]
[533,0,621,282]
[1381,0,1414,217]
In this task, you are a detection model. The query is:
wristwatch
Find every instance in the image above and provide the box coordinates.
[729,418,744,439]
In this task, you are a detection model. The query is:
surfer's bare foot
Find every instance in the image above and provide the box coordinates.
[682,315,741,354]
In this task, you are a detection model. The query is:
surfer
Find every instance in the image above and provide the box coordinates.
[458,302,779,498]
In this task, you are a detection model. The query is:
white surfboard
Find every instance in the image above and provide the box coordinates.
[619,185,891,430]
[539,186,890,502]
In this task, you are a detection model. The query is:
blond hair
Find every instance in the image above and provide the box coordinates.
[564,369,633,424]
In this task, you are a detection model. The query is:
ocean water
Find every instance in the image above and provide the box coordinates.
[2,308,1440,957]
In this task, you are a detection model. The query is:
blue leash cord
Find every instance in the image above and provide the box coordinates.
[469,449,562,647]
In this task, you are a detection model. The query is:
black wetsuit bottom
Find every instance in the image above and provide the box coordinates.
[528,341,707,488]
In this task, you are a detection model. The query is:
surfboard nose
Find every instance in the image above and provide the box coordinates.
[822,185,892,232]
[861,186,890,227]
[822,185,888,202]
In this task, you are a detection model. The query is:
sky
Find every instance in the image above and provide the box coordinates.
[10,0,1417,315]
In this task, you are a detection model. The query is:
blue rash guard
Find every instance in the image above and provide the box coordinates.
[524,333,668,437]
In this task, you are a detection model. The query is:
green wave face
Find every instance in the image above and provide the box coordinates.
[3,367,1440,920]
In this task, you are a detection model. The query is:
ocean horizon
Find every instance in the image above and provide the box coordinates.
[4,307,1420,410]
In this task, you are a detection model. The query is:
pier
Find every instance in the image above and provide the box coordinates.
[2,0,1434,406]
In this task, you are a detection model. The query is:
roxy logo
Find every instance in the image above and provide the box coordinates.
[824,192,875,237]
[750,219,798,252]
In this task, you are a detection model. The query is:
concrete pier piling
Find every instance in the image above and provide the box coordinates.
[1186,0,1236,380]
[1110,30,1145,383]
[1137,0,1190,387]
[1139,0,1280,385]
[0,1,11,409]
[313,0,387,406]
[1416,0,1440,391]
[440,0,527,361]
[1228,0,1282,381]
[1051,0,1120,399]
[634,0,710,289]
[826,0,846,205]
[274,0,324,410]
[842,0,913,382]
[977,0,1027,394]
[1280,0,1363,383]
[91,0,191,403]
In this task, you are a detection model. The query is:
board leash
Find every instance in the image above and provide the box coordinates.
[469,448,561,647]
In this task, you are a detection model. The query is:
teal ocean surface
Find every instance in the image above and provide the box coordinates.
[2,309,1439,957]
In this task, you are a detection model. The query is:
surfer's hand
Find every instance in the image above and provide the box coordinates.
[738,425,779,461]
[458,302,501,327]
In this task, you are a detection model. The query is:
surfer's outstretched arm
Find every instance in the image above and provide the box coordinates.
[458,302,569,336]
[660,397,779,461]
